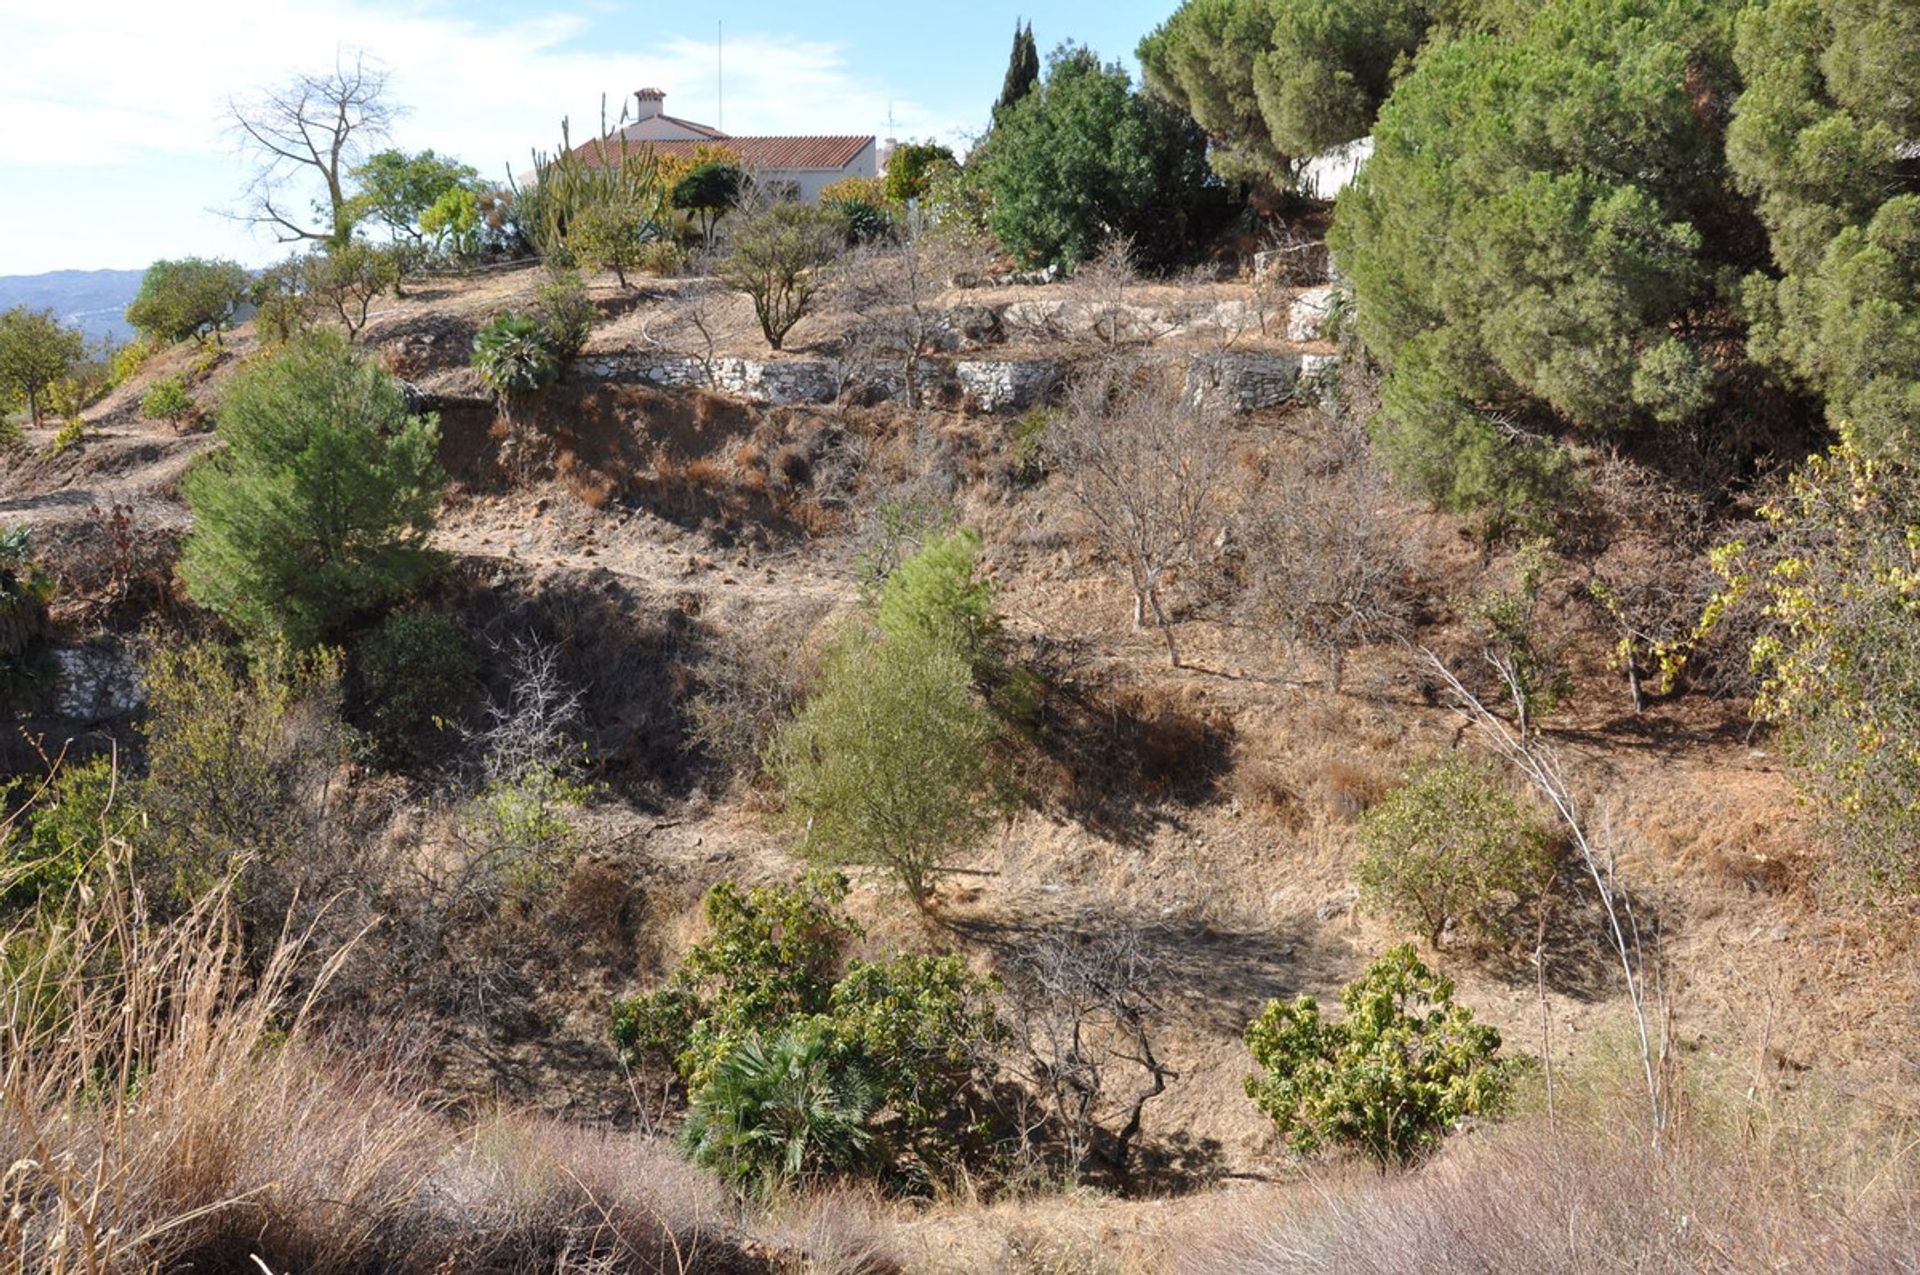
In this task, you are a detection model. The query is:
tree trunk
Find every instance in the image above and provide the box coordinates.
[1146,588,1180,668]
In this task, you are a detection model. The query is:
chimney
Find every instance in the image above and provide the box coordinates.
[635,87,665,121]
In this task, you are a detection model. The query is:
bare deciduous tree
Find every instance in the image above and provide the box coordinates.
[834,234,991,408]
[228,52,396,246]
[1244,446,1412,692]
[1071,235,1142,352]
[1052,360,1234,667]
[1007,925,1176,1188]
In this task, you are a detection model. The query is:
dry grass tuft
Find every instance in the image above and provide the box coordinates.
[1182,1112,1920,1275]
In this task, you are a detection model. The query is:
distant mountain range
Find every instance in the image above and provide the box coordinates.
[0,268,146,346]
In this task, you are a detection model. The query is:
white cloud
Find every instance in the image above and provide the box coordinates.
[0,0,946,175]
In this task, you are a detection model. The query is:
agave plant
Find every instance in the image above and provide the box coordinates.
[681,1023,878,1196]
[471,312,560,403]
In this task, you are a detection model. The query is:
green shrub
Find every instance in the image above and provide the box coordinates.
[875,528,999,665]
[533,269,595,361]
[1356,755,1556,949]
[1245,944,1511,1167]
[719,204,842,351]
[681,1022,878,1196]
[670,162,744,242]
[106,336,159,388]
[982,44,1220,269]
[1009,408,1052,485]
[4,758,128,914]
[137,639,349,911]
[472,311,561,398]
[140,374,196,426]
[826,197,899,246]
[125,257,251,344]
[612,873,1006,1192]
[352,610,476,768]
[613,872,859,1088]
[179,332,444,648]
[636,239,690,276]
[771,627,1005,908]
[884,142,958,204]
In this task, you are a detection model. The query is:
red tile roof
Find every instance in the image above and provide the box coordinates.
[578,134,873,172]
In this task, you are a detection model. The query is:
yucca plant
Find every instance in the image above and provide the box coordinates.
[681,1023,878,1197]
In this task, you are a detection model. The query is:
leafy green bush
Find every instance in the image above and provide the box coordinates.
[352,610,476,768]
[982,44,1220,269]
[137,639,349,911]
[884,142,958,204]
[771,627,1005,908]
[179,332,444,648]
[125,258,251,344]
[612,873,1006,1192]
[1330,0,1750,514]
[4,758,127,914]
[1357,755,1556,949]
[140,373,196,426]
[719,204,842,351]
[614,873,860,1087]
[875,528,999,665]
[826,197,899,246]
[472,312,561,398]
[1245,944,1511,1166]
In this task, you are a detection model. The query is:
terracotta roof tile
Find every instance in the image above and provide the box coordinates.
[578,134,873,172]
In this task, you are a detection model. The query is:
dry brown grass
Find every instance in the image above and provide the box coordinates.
[1182,1107,1920,1275]
[0,787,866,1274]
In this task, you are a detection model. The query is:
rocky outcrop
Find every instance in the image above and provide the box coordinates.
[577,355,841,405]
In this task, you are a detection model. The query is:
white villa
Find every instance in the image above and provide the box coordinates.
[576,89,878,203]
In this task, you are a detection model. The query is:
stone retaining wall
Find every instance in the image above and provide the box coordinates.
[575,349,1315,416]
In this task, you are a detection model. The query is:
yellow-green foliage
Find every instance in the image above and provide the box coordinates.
[1357,755,1556,949]
[1245,944,1511,1166]
[1710,431,1920,888]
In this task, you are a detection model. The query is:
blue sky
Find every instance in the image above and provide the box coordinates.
[0,0,1173,275]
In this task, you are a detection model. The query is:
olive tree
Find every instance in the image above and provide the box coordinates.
[125,258,253,344]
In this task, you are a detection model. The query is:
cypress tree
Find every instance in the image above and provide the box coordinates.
[993,22,1040,122]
